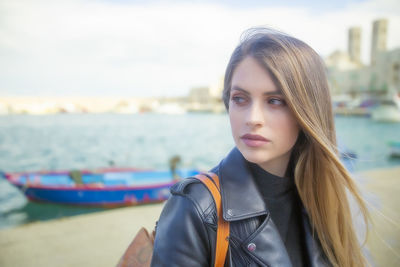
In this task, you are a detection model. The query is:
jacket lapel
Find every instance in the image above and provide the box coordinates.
[242,215,293,267]
[217,148,292,266]
[218,147,268,221]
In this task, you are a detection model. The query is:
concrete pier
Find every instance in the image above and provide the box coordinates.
[0,203,164,267]
[358,167,400,266]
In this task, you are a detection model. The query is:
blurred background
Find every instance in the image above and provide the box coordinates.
[0,0,399,266]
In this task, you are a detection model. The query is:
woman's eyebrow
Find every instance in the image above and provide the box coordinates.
[231,86,250,95]
[231,85,282,96]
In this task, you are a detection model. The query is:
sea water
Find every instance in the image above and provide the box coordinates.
[0,113,399,229]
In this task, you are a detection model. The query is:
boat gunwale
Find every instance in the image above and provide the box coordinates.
[3,170,182,191]
[9,180,177,191]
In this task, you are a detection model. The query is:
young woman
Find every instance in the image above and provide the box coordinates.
[151,28,369,267]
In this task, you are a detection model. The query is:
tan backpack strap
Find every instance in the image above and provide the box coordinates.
[205,172,221,189]
[194,173,230,267]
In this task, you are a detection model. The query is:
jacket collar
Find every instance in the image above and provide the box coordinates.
[217,147,268,221]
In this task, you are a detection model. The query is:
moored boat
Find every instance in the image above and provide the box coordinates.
[389,141,400,158]
[371,100,400,122]
[371,93,400,122]
[2,168,199,206]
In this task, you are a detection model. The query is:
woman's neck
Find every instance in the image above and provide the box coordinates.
[257,152,292,178]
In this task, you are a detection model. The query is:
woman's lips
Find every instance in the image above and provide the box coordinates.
[240,134,270,147]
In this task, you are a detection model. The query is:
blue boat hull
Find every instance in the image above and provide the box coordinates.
[17,184,173,206]
[5,168,199,206]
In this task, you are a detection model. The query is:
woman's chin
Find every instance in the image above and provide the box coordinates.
[238,148,269,165]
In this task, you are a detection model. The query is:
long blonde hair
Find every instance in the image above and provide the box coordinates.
[223,28,369,267]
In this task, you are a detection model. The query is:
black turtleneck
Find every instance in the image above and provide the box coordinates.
[248,162,308,267]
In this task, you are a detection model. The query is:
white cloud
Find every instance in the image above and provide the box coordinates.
[0,0,399,97]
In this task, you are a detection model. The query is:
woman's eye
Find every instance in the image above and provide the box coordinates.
[231,96,247,105]
[268,98,286,106]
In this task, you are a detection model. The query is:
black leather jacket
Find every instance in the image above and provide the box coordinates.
[151,147,331,266]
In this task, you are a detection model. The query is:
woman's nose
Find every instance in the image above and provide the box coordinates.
[246,102,264,127]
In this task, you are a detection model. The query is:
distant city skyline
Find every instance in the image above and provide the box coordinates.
[1,0,399,97]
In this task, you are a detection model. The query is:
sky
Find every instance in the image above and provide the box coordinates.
[1,0,399,97]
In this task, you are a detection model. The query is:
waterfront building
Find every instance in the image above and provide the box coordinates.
[326,19,399,97]
[371,19,388,66]
[187,80,225,113]
[349,27,362,65]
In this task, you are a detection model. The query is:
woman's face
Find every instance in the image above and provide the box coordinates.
[228,56,300,177]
